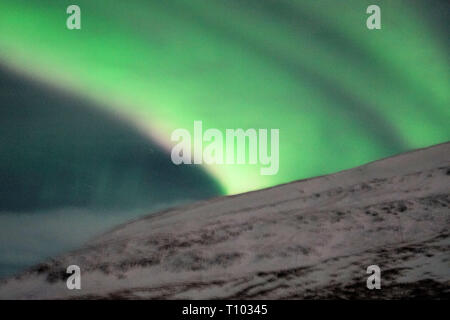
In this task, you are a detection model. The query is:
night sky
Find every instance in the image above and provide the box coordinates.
[0,0,448,276]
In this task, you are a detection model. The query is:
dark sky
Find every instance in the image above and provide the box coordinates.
[0,67,222,277]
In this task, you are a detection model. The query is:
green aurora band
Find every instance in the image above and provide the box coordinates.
[0,0,449,194]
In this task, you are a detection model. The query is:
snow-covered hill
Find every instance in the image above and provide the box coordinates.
[1,143,449,299]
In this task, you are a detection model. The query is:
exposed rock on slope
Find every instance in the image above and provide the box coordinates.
[1,143,449,299]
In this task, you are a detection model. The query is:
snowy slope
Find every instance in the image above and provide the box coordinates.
[0,143,449,299]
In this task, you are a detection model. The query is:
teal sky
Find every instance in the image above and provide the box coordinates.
[0,0,448,194]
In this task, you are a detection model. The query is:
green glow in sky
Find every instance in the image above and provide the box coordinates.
[0,0,448,194]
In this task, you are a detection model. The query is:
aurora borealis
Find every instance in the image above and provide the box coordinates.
[0,1,449,276]
[1,0,449,194]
